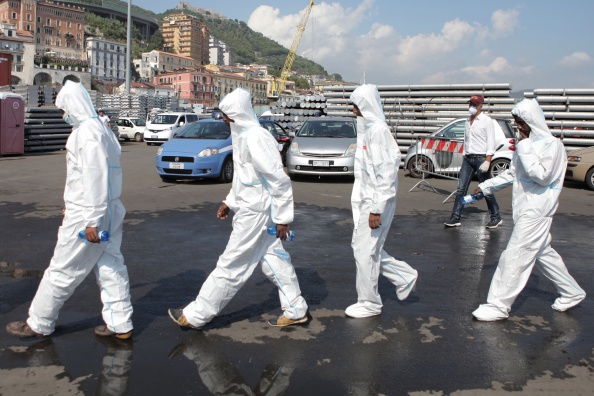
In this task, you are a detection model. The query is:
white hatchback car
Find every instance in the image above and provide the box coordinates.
[404,118,517,179]
[116,117,147,142]
[144,112,199,145]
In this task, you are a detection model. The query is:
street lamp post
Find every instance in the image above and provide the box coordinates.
[125,0,132,95]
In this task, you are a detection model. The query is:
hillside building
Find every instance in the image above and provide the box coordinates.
[85,36,126,82]
[161,13,209,65]
[134,50,195,81]
[0,21,34,85]
[0,0,85,59]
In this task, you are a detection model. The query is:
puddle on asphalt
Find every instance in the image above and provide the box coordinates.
[0,261,42,278]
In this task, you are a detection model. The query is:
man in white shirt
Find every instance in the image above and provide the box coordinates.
[98,109,111,129]
[445,95,502,228]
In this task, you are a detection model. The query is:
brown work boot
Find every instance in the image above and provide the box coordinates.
[168,308,202,330]
[94,325,133,340]
[6,321,47,338]
[267,314,309,327]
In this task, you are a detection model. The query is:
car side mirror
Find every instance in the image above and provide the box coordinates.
[179,122,185,127]
[289,131,296,138]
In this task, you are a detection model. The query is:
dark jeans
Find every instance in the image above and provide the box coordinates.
[451,155,500,220]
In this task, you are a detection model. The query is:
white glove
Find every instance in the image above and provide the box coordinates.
[479,161,490,173]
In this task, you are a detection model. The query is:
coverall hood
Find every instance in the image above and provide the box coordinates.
[350,84,386,125]
[511,99,552,142]
[219,88,260,133]
[55,81,98,126]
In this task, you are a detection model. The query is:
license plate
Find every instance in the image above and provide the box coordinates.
[152,135,158,139]
[312,160,329,167]
[169,163,184,169]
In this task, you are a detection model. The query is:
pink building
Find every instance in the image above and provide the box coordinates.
[155,66,216,108]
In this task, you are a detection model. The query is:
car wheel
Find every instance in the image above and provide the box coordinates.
[289,173,299,181]
[146,142,153,146]
[586,167,594,191]
[124,137,130,142]
[135,133,143,142]
[407,155,433,178]
[160,176,175,183]
[218,156,233,183]
[489,158,511,178]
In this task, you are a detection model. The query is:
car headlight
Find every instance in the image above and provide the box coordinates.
[289,142,300,155]
[344,143,357,156]
[567,156,582,162]
[198,147,219,157]
[157,146,163,155]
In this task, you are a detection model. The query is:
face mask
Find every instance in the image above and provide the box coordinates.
[468,106,478,116]
[63,114,74,125]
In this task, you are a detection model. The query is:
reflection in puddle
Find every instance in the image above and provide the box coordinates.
[169,333,293,395]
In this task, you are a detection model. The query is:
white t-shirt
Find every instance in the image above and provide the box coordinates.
[99,114,110,127]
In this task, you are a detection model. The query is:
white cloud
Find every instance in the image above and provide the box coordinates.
[246,2,539,86]
[491,9,519,37]
[559,52,593,68]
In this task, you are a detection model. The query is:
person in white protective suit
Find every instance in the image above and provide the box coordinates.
[6,81,133,339]
[345,84,419,318]
[472,98,586,321]
[168,88,309,328]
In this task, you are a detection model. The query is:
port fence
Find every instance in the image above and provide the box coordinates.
[408,135,464,202]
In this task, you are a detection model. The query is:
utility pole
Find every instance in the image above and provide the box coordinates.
[125,0,132,94]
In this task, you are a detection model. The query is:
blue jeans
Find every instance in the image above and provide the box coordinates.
[451,156,500,220]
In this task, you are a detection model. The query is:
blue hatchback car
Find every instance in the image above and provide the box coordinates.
[155,119,233,183]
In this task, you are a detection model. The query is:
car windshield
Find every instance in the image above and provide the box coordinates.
[176,122,231,139]
[130,118,146,126]
[151,115,178,125]
[297,121,356,138]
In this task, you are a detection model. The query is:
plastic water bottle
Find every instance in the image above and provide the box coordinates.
[267,226,295,241]
[78,230,110,242]
[462,192,484,205]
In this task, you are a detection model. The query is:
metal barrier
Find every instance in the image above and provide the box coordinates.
[408,135,464,202]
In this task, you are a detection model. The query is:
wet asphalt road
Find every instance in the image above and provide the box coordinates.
[1,143,593,395]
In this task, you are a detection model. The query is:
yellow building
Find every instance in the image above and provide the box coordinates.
[161,13,208,65]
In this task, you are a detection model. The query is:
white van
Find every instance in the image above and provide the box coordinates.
[117,117,147,142]
[144,112,199,145]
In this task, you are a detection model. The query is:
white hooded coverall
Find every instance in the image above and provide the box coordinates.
[348,84,418,316]
[182,88,308,327]
[27,81,133,335]
[472,98,585,321]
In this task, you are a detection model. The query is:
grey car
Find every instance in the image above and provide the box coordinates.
[286,117,357,179]
[404,118,516,179]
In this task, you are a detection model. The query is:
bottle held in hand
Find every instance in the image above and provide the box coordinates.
[462,192,484,205]
[267,226,295,241]
[78,230,110,242]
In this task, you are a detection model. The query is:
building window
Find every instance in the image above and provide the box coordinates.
[11,12,16,19]
[46,18,51,26]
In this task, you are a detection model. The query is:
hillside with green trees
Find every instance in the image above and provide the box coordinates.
[83,2,333,80]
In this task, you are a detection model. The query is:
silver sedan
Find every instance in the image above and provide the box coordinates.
[286,117,357,179]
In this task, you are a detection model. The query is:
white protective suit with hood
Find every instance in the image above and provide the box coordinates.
[347,84,418,317]
[182,88,308,327]
[27,81,133,335]
[472,98,585,321]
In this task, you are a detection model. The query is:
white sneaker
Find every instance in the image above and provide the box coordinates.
[396,271,418,301]
[472,304,509,321]
[552,294,585,312]
[345,303,381,318]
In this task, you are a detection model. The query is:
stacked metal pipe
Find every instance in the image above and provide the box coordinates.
[268,94,327,132]
[524,88,594,149]
[323,84,515,154]
[24,107,72,152]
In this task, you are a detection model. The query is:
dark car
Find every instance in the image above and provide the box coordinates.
[260,120,292,165]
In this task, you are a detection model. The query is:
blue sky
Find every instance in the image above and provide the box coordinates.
[139,1,594,91]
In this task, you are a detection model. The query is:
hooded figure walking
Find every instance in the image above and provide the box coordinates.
[345,84,418,318]
[168,88,309,329]
[6,81,133,339]
[472,98,586,321]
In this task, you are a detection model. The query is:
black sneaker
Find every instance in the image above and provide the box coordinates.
[444,216,461,227]
[486,218,503,229]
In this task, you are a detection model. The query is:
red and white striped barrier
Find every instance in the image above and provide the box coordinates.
[420,138,464,154]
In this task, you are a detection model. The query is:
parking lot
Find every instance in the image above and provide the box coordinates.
[1,142,593,395]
